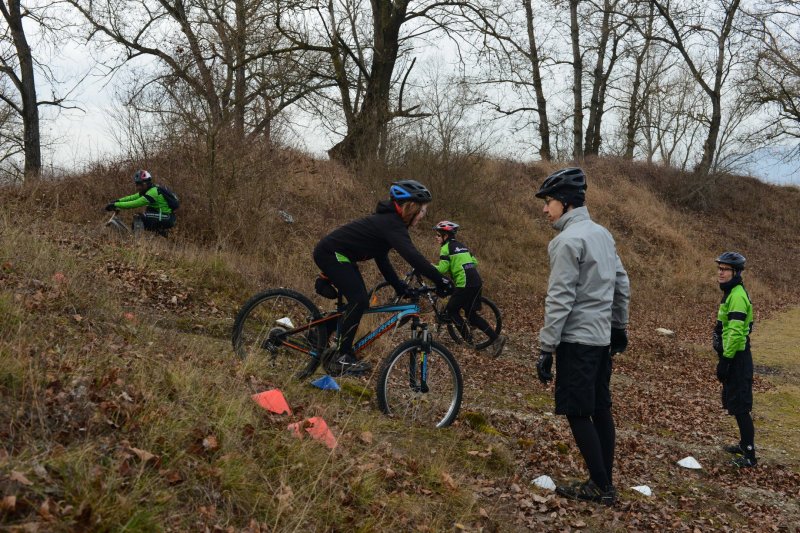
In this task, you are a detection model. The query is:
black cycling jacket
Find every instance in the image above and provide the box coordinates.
[314,200,446,289]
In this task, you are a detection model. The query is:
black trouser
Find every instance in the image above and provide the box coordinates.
[556,343,616,488]
[135,212,176,236]
[313,247,368,356]
[444,286,496,342]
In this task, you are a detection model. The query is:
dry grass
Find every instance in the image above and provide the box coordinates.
[2,148,800,530]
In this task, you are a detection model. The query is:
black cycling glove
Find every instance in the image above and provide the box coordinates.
[536,350,553,384]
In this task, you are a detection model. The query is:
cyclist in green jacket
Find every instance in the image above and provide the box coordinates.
[713,251,757,468]
[105,170,176,236]
[433,221,507,358]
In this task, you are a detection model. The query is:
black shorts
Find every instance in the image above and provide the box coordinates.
[721,348,753,415]
[554,342,612,416]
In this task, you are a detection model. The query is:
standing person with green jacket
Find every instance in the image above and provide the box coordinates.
[105,170,177,236]
[534,168,630,506]
[433,221,507,358]
[713,252,757,468]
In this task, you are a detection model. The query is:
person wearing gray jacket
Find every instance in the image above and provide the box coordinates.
[534,167,631,506]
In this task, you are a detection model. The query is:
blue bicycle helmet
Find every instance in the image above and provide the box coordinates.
[390,180,432,203]
[715,251,746,272]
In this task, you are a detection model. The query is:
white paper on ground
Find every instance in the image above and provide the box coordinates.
[631,485,652,496]
[276,317,295,328]
[677,456,702,469]
[531,475,556,491]
[655,327,675,337]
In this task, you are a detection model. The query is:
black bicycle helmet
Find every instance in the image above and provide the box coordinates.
[390,180,432,203]
[133,169,152,184]
[715,251,746,272]
[534,167,587,199]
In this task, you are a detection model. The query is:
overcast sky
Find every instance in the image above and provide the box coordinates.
[31,10,800,188]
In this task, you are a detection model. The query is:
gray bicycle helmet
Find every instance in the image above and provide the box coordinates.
[715,251,746,272]
[390,180,432,203]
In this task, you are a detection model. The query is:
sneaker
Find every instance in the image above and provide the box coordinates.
[556,479,617,506]
[334,352,371,376]
[731,455,757,468]
[486,335,507,358]
[723,443,744,455]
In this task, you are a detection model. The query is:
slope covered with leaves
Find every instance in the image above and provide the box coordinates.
[2,155,799,531]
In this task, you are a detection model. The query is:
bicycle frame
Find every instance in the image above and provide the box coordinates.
[270,300,422,359]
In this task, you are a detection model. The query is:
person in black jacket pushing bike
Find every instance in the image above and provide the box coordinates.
[433,220,507,358]
[313,180,454,376]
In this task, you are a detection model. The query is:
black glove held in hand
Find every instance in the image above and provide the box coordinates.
[537,350,553,384]
[105,203,117,211]
[712,328,723,355]
[610,328,628,355]
[436,277,454,297]
[716,357,732,382]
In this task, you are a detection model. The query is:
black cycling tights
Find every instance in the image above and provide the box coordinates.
[567,408,616,488]
[444,287,496,342]
[735,412,755,453]
[313,253,368,356]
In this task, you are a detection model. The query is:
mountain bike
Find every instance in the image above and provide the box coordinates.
[231,283,463,427]
[369,270,502,351]
[104,210,144,236]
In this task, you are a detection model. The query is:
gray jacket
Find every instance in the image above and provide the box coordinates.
[539,206,630,352]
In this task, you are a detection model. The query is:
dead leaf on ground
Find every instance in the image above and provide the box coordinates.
[10,470,33,486]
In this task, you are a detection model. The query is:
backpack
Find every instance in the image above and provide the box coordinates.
[157,185,180,211]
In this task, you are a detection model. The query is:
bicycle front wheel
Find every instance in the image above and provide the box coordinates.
[231,288,327,378]
[376,339,463,428]
[446,296,502,350]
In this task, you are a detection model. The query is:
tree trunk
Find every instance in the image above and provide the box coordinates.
[328,0,406,165]
[584,0,611,156]
[233,0,247,140]
[570,0,583,160]
[3,0,41,179]
[523,0,551,161]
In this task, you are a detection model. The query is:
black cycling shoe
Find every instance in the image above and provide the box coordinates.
[333,353,371,376]
[556,479,617,506]
[732,455,757,468]
[723,443,744,455]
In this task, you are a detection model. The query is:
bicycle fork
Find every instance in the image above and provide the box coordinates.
[408,324,432,393]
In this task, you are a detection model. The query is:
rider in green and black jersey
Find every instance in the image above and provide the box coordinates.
[105,170,176,236]
[433,221,506,358]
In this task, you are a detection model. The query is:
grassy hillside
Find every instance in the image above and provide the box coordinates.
[2,155,799,531]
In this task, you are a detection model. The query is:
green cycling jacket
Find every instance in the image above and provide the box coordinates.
[717,283,753,359]
[434,239,482,288]
[114,186,173,214]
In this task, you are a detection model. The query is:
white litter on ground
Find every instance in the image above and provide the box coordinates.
[276,317,295,328]
[631,485,653,496]
[531,475,556,491]
[677,456,702,469]
[656,327,675,337]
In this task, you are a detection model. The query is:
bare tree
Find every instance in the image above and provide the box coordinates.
[651,0,744,176]
[744,1,800,159]
[67,0,327,147]
[0,0,41,178]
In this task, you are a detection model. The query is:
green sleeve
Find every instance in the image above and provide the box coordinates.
[114,193,150,210]
[722,291,749,358]
[434,242,451,275]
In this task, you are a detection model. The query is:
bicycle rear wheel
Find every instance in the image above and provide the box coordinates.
[376,338,463,428]
[231,288,328,379]
[446,296,502,350]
